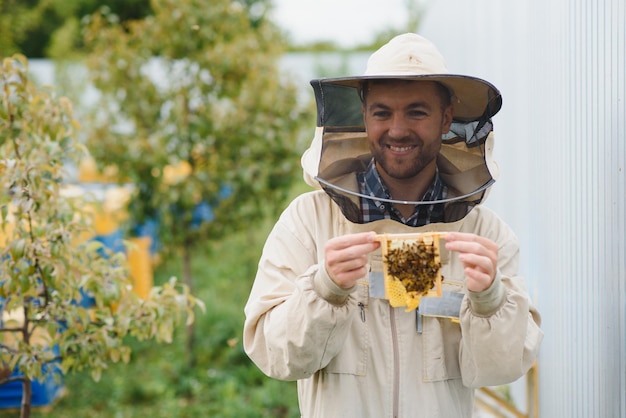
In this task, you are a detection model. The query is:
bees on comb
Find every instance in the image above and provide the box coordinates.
[385,238,443,296]
[375,232,445,310]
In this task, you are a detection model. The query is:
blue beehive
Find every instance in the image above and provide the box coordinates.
[0,300,65,410]
[0,365,65,409]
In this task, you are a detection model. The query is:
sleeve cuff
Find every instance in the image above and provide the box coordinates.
[466,271,506,316]
[312,264,356,306]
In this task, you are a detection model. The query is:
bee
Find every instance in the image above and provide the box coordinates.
[385,238,442,295]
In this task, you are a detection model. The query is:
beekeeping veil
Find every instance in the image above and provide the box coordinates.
[301,33,503,224]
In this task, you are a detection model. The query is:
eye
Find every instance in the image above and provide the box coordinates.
[408,110,428,118]
[371,110,391,119]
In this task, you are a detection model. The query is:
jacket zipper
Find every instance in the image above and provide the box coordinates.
[390,305,400,418]
[358,302,366,322]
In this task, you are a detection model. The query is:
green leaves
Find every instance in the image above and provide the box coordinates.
[0,56,203,409]
[82,0,308,256]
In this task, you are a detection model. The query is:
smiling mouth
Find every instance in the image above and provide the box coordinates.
[387,145,415,152]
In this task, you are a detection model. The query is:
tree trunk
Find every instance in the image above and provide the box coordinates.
[20,305,32,418]
[20,378,31,418]
[182,243,196,368]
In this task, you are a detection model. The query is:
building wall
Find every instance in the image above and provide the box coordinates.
[420,1,625,417]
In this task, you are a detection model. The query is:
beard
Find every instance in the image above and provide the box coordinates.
[370,136,441,180]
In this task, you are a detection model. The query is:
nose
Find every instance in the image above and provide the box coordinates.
[387,115,410,139]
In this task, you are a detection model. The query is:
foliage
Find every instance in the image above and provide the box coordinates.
[0,0,426,59]
[0,0,152,59]
[0,55,204,417]
[78,0,308,367]
[3,217,302,418]
[81,0,308,258]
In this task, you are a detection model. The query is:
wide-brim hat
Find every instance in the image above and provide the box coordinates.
[301,33,502,224]
[320,33,502,121]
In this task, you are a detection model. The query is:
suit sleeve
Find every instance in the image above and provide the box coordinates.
[459,221,543,387]
[243,200,356,381]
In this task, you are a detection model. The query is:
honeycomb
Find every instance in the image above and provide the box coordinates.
[375,233,444,311]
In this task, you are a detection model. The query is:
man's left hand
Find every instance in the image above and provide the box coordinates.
[444,232,498,292]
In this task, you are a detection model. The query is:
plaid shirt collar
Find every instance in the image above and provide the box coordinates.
[357,159,447,226]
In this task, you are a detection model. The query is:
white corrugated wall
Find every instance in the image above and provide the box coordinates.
[420,0,625,417]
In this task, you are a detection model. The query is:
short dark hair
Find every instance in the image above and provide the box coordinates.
[359,79,452,112]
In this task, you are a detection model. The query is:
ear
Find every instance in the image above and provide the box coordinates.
[441,105,453,134]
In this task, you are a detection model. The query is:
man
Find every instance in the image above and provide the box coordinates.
[244,33,542,418]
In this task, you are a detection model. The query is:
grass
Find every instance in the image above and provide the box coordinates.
[5,215,301,417]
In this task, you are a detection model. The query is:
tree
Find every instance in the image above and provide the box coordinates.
[0,0,152,59]
[0,55,203,418]
[81,0,308,363]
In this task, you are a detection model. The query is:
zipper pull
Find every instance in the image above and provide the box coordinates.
[358,302,366,322]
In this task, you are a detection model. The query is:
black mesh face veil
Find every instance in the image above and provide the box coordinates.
[306,78,501,225]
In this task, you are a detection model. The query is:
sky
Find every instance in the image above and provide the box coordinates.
[270,0,411,47]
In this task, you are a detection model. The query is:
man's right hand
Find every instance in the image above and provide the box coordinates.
[324,232,380,289]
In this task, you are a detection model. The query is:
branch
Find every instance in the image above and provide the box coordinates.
[0,343,19,354]
[0,327,24,333]
[0,374,26,387]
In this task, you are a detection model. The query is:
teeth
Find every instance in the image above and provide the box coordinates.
[389,145,413,152]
